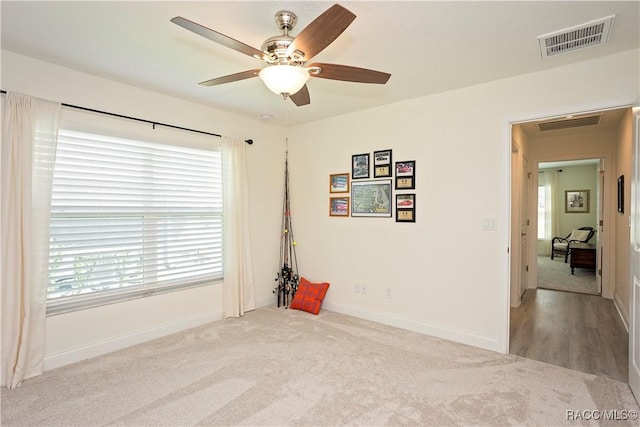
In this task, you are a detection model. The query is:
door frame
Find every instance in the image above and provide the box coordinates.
[528,156,609,295]
[510,140,528,307]
[504,100,634,355]
[629,106,640,400]
[597,159,605,294]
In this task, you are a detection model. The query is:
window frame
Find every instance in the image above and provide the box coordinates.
[46,113,224,316]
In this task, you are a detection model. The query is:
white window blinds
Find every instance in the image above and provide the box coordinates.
[537,185,546,239]
[48,129,223,311]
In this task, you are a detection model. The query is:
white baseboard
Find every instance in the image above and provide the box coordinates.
[613,293,629,332]
[43,296,502,372]
[43,310,223,371]
[255,294,276,309]
[322,300,502,353]
[44,294,276,372]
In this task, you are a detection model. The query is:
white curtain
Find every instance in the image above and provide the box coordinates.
[221,136,255,318]
[1,92,60,389]
[540,170,559,256]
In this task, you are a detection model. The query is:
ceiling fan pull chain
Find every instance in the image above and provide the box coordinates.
[284,97,290,154]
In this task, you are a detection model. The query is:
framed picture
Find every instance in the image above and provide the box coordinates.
[395,160,415,189]
[352,153,370,179]
[618,175,624,213]
[351,179,392,217]
[329,197,350,217]
[373,149,392,178]
[329,173,350,193]
[565,189,590,213]
[396,194,415,222]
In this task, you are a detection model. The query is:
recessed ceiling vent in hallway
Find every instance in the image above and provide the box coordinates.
[537,115,601,132]
[537,15,615,58]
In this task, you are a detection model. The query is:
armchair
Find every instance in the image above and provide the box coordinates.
[551,227,595,263]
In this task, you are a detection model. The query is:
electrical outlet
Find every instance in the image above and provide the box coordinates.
[354,283,361,294]
[361,284,368,294]
[385,288,392,299]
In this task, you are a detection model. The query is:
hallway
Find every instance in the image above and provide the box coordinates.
[510,288,628,382]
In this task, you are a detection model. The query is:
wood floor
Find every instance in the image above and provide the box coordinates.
[510,288,628,382]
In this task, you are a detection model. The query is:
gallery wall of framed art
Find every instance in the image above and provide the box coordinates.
[329,149,416,222]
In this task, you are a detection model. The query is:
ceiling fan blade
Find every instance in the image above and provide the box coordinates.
[307,63,391,84]
[171,16,265,60]
[289,85,310,106]
[199,69,260,86]
[286,4,356,61]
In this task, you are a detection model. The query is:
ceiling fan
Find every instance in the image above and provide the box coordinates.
[171,3,391,106]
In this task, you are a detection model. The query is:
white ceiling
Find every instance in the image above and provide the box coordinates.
[2,1,638,126]
[518,106,630,137]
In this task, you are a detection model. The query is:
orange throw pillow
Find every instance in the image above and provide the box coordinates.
[290,277,330,315]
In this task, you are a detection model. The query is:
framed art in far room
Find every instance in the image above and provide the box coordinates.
[565,189,590,213]
[373,149,392,178]
[395,160,415,190]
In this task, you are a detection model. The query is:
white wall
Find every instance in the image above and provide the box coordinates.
[557,165,598,235]
[288,49,640,353]
[555,164,599,237]
[1,50,284,370]
[2,48,638,371]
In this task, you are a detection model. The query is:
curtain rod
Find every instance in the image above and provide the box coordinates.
[0,90,253,145]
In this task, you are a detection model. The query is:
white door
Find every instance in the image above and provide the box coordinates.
[510,143,528,307]
[520,156,529,297]
[597,161,604,294]
[629,108,640,400]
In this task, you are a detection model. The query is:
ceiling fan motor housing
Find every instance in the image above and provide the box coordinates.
[275,10,297,33]
[261,34,295,63]
[261,10,301,64]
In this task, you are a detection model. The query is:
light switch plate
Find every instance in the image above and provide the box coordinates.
[482,217,497,230]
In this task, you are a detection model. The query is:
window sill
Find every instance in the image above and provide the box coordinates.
[46,279,222,316]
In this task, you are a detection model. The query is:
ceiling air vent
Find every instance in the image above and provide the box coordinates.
[537,15,615,58]
[537,115,601,132]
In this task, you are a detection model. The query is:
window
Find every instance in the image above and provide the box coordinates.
[47,129,223,314]
[537,185,546,239]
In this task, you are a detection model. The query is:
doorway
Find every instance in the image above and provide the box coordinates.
[536,159,600,296]
[508,106,632,382]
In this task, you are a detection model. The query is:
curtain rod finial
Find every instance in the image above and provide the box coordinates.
[245,139,253,145]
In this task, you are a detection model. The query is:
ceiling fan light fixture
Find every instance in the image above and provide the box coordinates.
[259,65,310,96]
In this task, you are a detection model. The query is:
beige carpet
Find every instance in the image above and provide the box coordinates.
[537,256,599,295]
[2,307,638,426]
